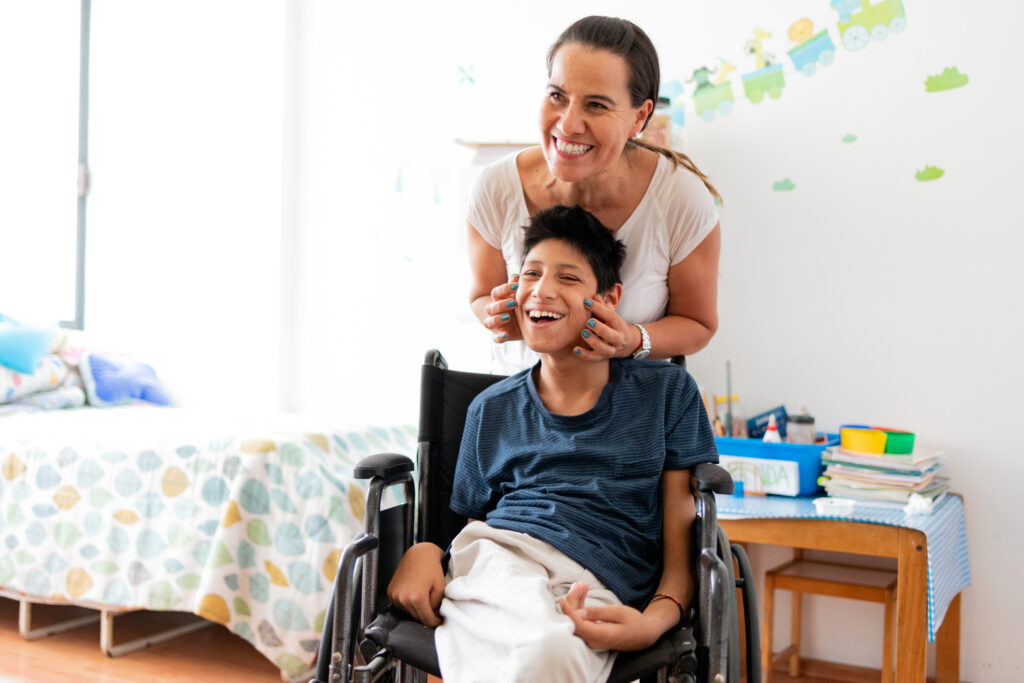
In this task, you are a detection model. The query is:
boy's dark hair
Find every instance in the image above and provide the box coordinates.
[521,205,625,294]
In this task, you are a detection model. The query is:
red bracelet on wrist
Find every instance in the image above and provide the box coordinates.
[648,593,686,623]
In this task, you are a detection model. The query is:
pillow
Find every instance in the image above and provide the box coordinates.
[79,351,172,406]
[0,355,68,404]
[0,314,56,374]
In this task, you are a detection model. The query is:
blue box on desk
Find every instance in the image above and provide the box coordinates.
[714,434,839,496]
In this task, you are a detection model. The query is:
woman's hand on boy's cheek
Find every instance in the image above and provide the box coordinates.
[574,298,632,360]
[483,275,522,343]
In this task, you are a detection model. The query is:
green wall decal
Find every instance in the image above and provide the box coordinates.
[773,178,796,191]
[925,67,968,92]
[915,165,944,181]
[842,133,858,143]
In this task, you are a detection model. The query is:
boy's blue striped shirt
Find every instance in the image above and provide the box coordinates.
[451,358,718,608]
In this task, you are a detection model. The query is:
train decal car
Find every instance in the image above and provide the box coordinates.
[788,30,837,76]
[835,0,907,52]
[693,81,735,122]
[741,64,785,104]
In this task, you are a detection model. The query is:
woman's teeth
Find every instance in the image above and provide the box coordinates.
[555,139,593,155]
[529,311,564,321]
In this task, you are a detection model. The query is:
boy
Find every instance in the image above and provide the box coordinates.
[388,205,718,683]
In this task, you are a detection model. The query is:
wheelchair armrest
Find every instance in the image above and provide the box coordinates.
[693,462,734,495]
[354,453,415,481]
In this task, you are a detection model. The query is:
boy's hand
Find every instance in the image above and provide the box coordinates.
[482,275,523,344]
[386,542,446,628]
[558,582,664,652]
[574,298,635,361]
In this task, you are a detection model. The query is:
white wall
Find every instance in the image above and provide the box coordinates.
[680,3,1023,679]
[290,1,1022,679]
[85,1,285,411]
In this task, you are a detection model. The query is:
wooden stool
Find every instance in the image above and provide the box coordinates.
[763,552,897,681]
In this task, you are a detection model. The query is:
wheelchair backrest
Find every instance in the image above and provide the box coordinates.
[416,350,506,549]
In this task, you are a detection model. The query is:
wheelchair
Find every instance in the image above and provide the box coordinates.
[312,350,759,683]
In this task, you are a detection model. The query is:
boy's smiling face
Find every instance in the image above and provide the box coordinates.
[516,237,620,357]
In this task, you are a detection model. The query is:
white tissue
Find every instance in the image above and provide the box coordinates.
[813,497,855,516]
[904,493,934,515]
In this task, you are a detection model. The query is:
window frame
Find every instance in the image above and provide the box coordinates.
[62,0,90,331]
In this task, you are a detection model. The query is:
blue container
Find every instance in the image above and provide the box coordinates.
[714,433,840,496]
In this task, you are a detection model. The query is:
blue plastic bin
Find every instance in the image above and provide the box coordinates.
[714,433,839,496]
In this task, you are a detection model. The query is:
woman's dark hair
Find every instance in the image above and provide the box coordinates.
[521,205,625,294]
[547,16,721,202]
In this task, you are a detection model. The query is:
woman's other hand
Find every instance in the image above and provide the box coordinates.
[482,275,523,344]
[574,297,637,360]
[558,582,664,652]
[469,222,522,344]
[386,542,446,627]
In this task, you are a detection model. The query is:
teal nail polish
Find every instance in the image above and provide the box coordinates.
[500,332,507,340]
[506,300,516,308]
[574,348,582,355]
[581,329,591,339]
[584,298,593,307]
[501,313,510,322]
[510,283,519,291]
[587,319,597,329]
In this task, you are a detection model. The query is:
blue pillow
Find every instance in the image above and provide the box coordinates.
[79,352,172,406]
[0,314,55,374]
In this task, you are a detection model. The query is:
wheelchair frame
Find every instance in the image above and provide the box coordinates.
[313,350,759,683]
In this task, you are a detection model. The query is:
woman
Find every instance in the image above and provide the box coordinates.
[468,16,721,374]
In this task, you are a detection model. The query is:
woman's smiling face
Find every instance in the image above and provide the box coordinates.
[516,237,617,356]
[539,43,651,184]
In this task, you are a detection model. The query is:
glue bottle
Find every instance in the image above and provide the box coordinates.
[762,413,782,443]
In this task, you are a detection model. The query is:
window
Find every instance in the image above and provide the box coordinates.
[0,2,87,328]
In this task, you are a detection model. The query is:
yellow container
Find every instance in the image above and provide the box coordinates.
[840,427,887,454]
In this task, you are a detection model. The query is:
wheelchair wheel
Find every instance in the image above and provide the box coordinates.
[717,527,741,683]
[731,542,761,683]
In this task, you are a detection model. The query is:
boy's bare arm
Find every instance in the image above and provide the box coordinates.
[386,542,447,627]
[656,468,697,610]
[559,469,695,651]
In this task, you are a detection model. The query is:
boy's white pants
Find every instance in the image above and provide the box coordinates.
[434,521,619,683]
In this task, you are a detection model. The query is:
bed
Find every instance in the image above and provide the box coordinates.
[0,404,416,679]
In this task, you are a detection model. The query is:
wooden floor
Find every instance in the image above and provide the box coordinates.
[764,657,890,682]
[0,595,904,683]
[0,597,288,683]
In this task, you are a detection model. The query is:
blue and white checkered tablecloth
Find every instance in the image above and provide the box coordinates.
[717,494,970,642]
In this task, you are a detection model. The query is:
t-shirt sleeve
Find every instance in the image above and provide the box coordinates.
[663,165,720,266]
[465,156,515,250]
[664,372,719,470]
[449,400,497,519]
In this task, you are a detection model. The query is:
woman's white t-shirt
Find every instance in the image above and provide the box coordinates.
[467,149,719,374]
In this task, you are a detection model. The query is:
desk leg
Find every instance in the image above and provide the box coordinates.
[935,592,962,683]
[896,529,928,683]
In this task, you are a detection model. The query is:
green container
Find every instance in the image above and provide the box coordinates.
[882,430,915,454]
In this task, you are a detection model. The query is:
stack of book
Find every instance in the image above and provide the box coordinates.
[819,446,948,506]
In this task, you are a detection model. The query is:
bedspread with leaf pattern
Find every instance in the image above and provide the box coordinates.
[0,406,416,677]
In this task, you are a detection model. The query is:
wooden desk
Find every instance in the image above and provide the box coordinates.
[719,516,962,683]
